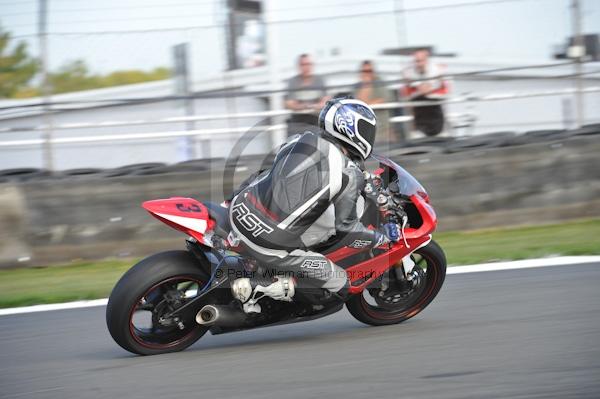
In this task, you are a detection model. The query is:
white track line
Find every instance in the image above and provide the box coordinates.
[1,256,599,317]
[0,298,108,316]
[447,256,600,274]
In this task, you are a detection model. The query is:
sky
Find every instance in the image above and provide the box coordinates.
[1,0,599,80]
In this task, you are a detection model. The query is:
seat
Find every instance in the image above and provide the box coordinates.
[204,202,231,238]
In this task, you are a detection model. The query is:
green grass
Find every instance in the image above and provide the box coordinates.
[1,218,599,309]
[435,218,600,265]
[0,259,136,309]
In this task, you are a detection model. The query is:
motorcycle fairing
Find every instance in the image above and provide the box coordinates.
[143,197,215,243]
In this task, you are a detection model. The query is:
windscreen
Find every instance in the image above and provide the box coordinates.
[371,154,428,198]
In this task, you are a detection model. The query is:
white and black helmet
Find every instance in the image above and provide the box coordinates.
[318,97,377,159]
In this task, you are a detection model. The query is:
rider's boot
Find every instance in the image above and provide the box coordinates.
[231,277,295,314]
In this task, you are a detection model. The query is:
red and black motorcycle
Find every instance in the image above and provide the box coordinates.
[106,154,446,355]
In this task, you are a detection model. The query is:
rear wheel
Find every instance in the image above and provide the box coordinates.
[346,240,446,326]
[106,251,211,355]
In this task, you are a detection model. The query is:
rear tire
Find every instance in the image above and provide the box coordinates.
[346,240,446,326]
[106,250,210,355]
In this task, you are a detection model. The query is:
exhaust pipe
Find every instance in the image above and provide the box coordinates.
[196,305,219,325]
[196,305,247,327]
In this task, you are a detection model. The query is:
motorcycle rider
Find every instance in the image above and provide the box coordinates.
[228,97,398,313]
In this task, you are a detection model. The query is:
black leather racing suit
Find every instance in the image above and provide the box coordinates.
[229,130,387,295]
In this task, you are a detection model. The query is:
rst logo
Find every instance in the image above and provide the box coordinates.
[300,259,328,270]
[349,239,371,249]
[232,203,274,237]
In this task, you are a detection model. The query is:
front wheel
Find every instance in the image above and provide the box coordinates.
[346,240,446,326]
[106,250,211,355]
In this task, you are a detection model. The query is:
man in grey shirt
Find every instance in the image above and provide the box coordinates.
[285,54,329,127]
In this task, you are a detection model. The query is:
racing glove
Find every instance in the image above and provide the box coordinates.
[383,222,400,243]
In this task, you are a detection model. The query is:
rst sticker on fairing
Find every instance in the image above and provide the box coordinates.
[349,239,372,248]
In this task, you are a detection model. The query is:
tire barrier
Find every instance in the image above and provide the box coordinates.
[373,137,455,154]
[524,129,566,139]
[568,124,600,137]
[58,168,105,179]
[497,130,564,147]
[175,158,226,170]
[167,160,211,173]
[0,168,50,182]
[0,129,597,180]
[403,136,456,148]
[103,163,167,177]
[444,132,516,154]
[387,146,444,157]
[129,166,176,176]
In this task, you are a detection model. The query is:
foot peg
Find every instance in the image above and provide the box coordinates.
[231,277,295,313]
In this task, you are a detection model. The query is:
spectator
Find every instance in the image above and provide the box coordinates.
[401,49,450,137]
[285,54,329,128]
[353,60,393,142]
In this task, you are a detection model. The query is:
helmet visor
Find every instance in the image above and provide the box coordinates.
[357,118,376,154]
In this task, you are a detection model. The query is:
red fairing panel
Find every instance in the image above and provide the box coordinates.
[346,235,431,294]
[326,246,364,264]
[142,197,215,243]
[327,194,437,294]
[402,194,437,239]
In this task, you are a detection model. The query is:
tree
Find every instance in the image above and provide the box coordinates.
[0,28,38,98]
[46,60,171,95]
[100,67,171,87]
[48,60,100,94]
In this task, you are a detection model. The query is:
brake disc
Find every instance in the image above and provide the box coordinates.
[370,267,426,308]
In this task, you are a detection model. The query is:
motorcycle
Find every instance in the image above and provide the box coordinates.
[106,154,446,355]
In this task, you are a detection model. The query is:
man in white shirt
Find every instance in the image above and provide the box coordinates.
[401,49,450,137]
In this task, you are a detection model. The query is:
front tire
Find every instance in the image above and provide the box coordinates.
[106,250,210,355]
[346,240,446,326]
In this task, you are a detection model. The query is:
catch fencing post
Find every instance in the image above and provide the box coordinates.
[263,0,287,148]
[571,0,585,128]
[39,0,54,171]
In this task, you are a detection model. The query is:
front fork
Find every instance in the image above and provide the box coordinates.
[379,236,431,294]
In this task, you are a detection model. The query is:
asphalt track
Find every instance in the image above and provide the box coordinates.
[1,262,599,399]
